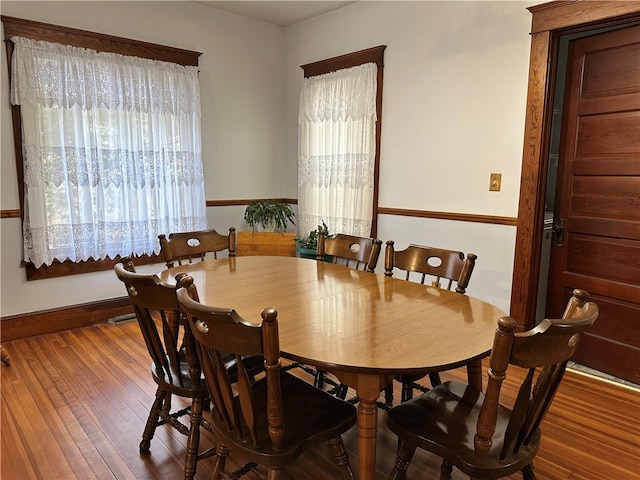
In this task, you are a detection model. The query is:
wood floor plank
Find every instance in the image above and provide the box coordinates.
[60,326,214,480]
[16,354,103,480]
[1,381,40,480]
[2,320,639,480]
[64,359,166,478]
[3,351,77,479]
[16,334,139,479]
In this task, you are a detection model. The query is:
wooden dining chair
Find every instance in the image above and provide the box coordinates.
[384,241,478,404]
[114,257,213,480]
[385,289,598,480]
[385,241,477,293]
[115,257,263,480]
[158,227,237,268]
[317,232,383,272]
[312,232,383,397]
[176,275,358,480]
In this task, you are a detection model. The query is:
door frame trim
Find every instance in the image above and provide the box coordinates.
[511,0,640,328]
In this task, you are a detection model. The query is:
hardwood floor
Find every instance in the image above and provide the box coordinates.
[1,320,638,479]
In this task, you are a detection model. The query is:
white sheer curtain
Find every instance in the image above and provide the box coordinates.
[297,63,377,238]
[10,37,206,268]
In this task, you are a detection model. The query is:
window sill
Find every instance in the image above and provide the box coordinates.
[24,254,163,280]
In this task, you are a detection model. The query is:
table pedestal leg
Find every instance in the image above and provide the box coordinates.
[357,396,378,480]
[350,373,389,480]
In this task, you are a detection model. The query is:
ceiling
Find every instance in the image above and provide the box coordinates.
[195,1,356,26]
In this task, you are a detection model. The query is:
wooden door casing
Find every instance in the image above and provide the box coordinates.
[546,24,640,384]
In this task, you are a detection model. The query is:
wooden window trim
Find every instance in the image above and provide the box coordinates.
[1,15,201,280]
[301,45,386,239]
[1,16,201,64]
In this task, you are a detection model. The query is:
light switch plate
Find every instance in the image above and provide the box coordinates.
[489,173,502,192]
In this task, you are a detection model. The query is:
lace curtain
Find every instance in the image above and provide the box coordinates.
[297,63,377,238]
[10,36,206,267]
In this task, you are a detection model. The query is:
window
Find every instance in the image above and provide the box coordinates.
[297,46,385,239]
[2,16,205,278]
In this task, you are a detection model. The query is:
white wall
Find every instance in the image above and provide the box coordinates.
[1,1,532,318]
[284,1,532,311]
[0,1,286,316]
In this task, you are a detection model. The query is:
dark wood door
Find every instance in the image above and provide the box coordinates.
[546,24,640,384]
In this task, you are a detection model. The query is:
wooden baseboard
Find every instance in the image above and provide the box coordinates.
[1,297,133,342]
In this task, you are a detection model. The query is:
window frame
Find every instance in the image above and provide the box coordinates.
[300,45,385,239]
[1,15,202,280]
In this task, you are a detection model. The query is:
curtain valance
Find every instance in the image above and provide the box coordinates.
[298,63,377,123]
[11,36,201,115]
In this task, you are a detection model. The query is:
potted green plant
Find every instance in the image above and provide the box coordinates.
[243,200,295,232]
[237,200,297,256]
[296,220,333,260]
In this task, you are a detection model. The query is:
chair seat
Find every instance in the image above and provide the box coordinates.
[214,371,357,465]
[225,353,265,381]
[386,381,540,478]
[151,352,264,396]
[150,359,208,393]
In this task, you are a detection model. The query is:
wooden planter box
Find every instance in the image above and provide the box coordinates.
[236,231,296,257]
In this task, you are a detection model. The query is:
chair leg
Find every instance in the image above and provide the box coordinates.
[429,372,442,387]
[140,387,167,453]
[439,459,453,478]
[387,440,415,480]
[336,384,349,400]
[183,397,204,480]
[401,380,414,403]
[211,443,230,480]
[1,345,10,366]
[384,384,394,405]
[328,436,354,480]
[521,463,537,480]
[315,369,325,389]
[266,466,284,480]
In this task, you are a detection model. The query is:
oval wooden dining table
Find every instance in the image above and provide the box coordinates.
[159,255,505,480]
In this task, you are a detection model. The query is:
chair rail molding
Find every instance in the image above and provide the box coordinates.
[378,207,517,226]
[1,209,21,218]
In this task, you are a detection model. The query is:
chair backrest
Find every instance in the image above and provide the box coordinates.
[384,241,477,294]
[474,289,598,459]
[114,257,201,388]
[176,275,283,448]
[317,233,382,273]
[158,227,237,268]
